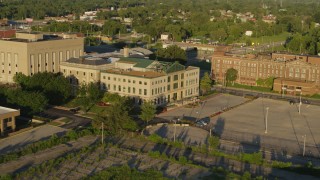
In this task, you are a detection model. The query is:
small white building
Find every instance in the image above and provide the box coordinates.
[245,31,253,37]
[161,33,171,41]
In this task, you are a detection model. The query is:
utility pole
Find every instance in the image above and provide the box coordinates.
[302,134,306,156]
[265,107,269,134]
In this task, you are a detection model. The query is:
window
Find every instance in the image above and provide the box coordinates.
[139,89,142,95]
[83,72,86,75]
[139,81,142,84]
[174,75,178,81]
[118,85,121,91]
[90,73,93,77]
[123,79,126,82]
[128,87,131,93]
[167,85,170,91]
[168,76,171,82]
[181,81,184,87]
[152,89,154,95]
[144,89,147,95]
[108,77,110,80]
[113,85,116,91]
[173,83,178,89]
[114,78,116,81]
[133,87,136,94]
[128,79,131,83]
[133,80,136,83]
[144,82,147,85]
[181,73,184,79]
[103,76,106,79]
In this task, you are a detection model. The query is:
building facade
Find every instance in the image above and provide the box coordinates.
[211,53,320,95]
[0,32,84,83]
[60,54,200,106]
[101,58,199,105]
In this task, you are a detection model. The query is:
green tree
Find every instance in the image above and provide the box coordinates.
[226,68,238,86]
[200,72,212,95]
[13,72,72,105]
[93,100,138,134]
[75,82,103,112]
[156,45,187,64]
[139,101,156,125]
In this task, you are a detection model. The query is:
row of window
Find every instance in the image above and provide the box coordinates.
[103,76,149,85]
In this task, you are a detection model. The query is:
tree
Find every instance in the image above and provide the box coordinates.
[139,101,156,125]
[93,100,138,134]
[226,68,238,86]
[13,72,72,105]
[75,82,103,112]
[200,72,212,95]
[156,45,187,64]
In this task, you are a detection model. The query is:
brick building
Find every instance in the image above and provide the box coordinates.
[211,53,320,95]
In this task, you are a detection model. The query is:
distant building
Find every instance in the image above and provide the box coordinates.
[0,29,16,38]
[211,53,320,95]
[0,31,84,83]
[0,106,20,135]
[161,33,171,41]
[262,14,276,24]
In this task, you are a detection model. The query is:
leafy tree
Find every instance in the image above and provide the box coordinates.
[5,88,48,116]
[156,45,187,64]
[226,68,238,86]
[93,100,138,134]
[75,82,103,112]
[200,72,212,95]
[13,72,72,105]
[139,101,156,125]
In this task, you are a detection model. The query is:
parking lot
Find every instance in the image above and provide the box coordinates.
[157,94,247,122]
[210,97,320,156]
[153,93,320,157]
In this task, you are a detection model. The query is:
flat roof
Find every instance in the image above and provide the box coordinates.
[0,106,19,115]
[103,69,165,78]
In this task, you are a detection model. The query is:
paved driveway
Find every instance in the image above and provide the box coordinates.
[0,125,67,155]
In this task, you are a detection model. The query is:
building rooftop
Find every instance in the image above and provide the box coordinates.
[0,106,19,115]
[103,68,165,78]
[118,57,154,68]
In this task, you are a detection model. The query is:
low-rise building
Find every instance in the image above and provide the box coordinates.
[0,106,20,135]
[100,58,199,105]
[211,53,320,95]
[60,48,200,105]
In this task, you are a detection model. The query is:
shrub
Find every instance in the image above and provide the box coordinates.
[178,156,188,165]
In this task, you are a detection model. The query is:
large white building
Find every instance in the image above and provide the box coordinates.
[60,50,200,106]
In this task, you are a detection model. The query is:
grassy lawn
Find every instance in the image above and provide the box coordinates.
[49,121,61,126]
[239,32,290,44]
[88,105,109,114]
[227,83,273,92]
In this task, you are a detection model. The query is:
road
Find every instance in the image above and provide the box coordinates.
[44,107,92,129]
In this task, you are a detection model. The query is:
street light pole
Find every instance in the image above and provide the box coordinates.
[303,134,306,156]
[265,107,269,134]
[299,92,302,115]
